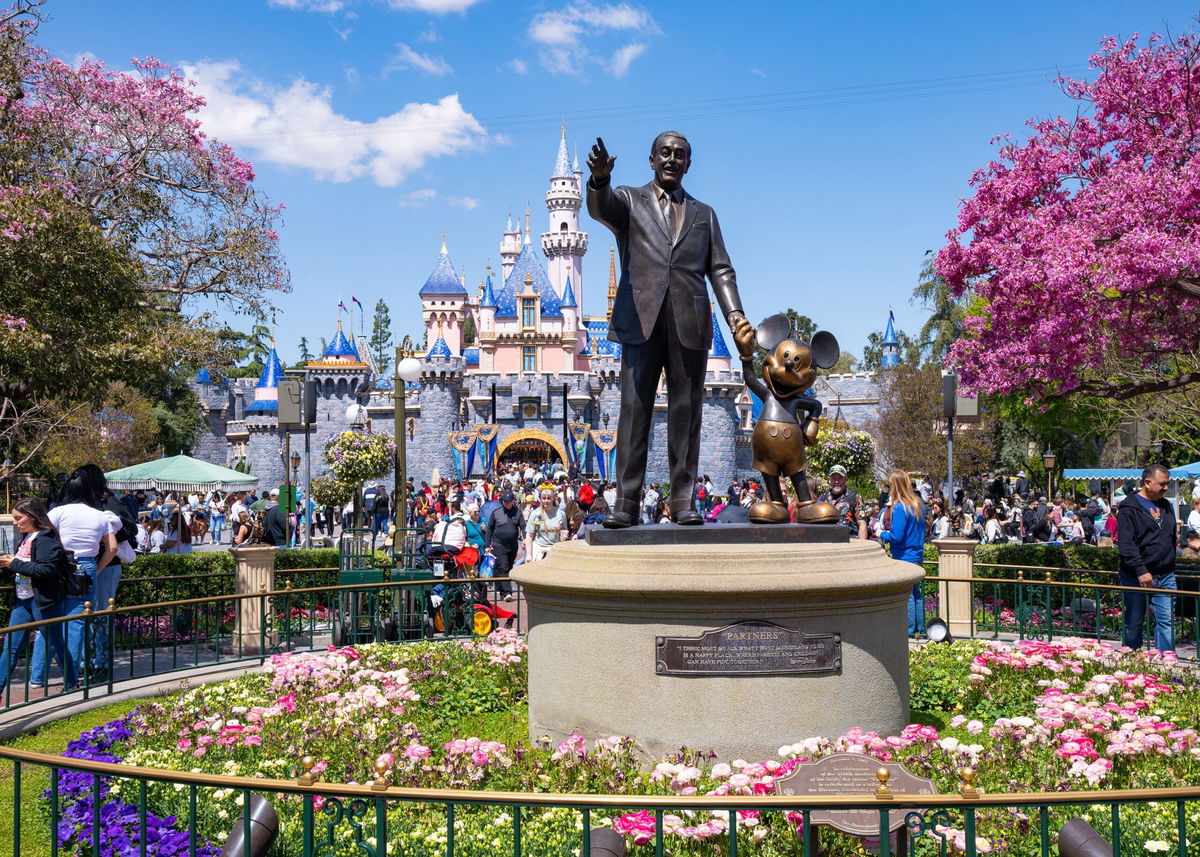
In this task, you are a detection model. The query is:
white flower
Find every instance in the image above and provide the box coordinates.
[1145,841,1171,853]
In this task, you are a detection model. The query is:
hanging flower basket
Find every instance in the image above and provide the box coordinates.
[324,430,395,485]
[806,423,876,482]
[309,473,356,508]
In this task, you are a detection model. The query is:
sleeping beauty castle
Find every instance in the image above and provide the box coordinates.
[191,129,892,491]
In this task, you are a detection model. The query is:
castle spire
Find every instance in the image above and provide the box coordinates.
[607,245,617,321]
[553,123,571,178]
[440,230,447,255]
[572,143,580,173]
[524,204,531,244]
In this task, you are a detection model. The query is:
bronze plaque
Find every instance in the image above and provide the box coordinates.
[775,753,937,836]
[655,621,840,676]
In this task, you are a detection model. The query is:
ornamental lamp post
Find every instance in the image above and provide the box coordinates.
[393,337,422,557]
[1042,447,1057,499]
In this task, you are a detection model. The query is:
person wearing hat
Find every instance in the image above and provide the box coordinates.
[1014,470,1030,499]
[485,490,524,601]
[817,466,867,539]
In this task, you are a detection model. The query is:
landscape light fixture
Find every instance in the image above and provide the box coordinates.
[1042,447,1056,498]
[925,618,953,644]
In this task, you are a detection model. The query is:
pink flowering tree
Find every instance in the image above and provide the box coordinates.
[936,26,1200,402]
[0,1,286,465]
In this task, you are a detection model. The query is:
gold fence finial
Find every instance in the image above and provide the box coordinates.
[371,758,391,791]
[959,766,980,799]
[874,767,893,799]
[298,755,318,786]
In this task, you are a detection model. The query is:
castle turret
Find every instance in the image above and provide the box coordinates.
[499,209,521,281]
[246,344,285,412]
[706,305,732,373]
[420,234,468,356]
[881,310,900,369]
[606,245,617,322]
[542,126,588,309]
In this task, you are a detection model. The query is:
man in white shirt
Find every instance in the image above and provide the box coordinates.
[227,493,248,543]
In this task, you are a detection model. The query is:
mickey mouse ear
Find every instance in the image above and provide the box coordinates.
[810,330,840,369]
[756,314,792,353]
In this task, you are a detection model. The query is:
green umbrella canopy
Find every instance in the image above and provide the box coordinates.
[105,455,259,494]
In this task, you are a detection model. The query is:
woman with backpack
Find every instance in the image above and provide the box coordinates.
[33,472,119,688]
[0,498,72,692]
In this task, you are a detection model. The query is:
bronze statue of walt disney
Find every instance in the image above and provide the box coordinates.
[732,314,841,525]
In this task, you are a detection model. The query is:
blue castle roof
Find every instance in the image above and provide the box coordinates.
[419,241,467,296]
[427,335,452,359]
[195,368,212,384]
[581,319,622,359]
[710,314,731,359]
[881,310,899,369]
[882,310,898,345]
[255,347,285,389]
[463,347,480,365]
[480,275,497,308]
[322,325,360,359]
[560,276,577,309]
[495,241,562,319]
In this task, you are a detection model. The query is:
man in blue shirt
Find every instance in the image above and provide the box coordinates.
[1116,464,1177,652]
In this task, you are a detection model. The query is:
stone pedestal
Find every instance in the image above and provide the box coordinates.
[231,545,278,655]
[933,538,977,639]
[511,539,924,762]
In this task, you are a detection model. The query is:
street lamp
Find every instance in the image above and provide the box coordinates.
[290,451,301,483]
[393,337,422,556]
[1042,447,1057,499]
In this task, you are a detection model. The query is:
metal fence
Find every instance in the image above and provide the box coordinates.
[2,745,1199,856]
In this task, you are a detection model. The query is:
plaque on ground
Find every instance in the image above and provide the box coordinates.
[774,753,937,836]
[655,621,840,676]
[586,522,848,547]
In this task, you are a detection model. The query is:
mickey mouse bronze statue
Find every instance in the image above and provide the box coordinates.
[732,314,840,525]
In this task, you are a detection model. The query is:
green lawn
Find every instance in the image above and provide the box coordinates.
[0,699,143,854]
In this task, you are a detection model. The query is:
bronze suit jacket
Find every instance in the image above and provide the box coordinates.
[587,179,743,350]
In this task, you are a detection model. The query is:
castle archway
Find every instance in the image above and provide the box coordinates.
[495,429,567,467]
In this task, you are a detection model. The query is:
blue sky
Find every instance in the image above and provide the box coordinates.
[37,0,1197,364]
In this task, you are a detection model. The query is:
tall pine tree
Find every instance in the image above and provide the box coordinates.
[370,299,393,374]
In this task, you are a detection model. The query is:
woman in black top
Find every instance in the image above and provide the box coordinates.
[0,498,71,690]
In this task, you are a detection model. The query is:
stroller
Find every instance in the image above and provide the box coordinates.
[424,542,517,636]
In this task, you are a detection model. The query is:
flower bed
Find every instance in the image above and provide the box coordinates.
[48,633,1200,856]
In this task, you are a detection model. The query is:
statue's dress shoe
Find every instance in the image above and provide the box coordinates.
[748,500,790,524]
[671,510,703,526]
[603,511,636,529]
[794,501,839,524]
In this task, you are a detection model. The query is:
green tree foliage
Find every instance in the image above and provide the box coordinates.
[874,365,993,485]
[298,336,313,364]
[462,313,476,347]
[912,254,967,366]
[370,299,392,374]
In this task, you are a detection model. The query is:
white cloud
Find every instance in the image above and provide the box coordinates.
[386,43,453,76]
[750,67,767,79]
[344,65,361,86]
[527,2,658,76]
[507,58,528,75]
[418,24,439,42]
[609,42,645,77]
[186,60,487,187]
[269,0,346,11]
[334,25,354,40]
[398,188,479,209]
[269,0,483,12]
[383,0,483,10]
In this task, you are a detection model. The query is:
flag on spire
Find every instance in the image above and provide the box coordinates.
[351,296,363,311]
[338,300,349,313]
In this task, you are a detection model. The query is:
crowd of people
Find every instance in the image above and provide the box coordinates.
[0,457,1196,691]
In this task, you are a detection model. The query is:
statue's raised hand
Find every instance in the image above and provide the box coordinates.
[588,136,616,182]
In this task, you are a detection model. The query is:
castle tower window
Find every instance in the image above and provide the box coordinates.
[560,222,568,232]
[522,346,536,373]
[521,299,536,330]
[323,378,334,399]
[336,378,348,397]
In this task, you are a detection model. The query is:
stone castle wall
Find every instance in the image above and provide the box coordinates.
[189,365,885,494]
